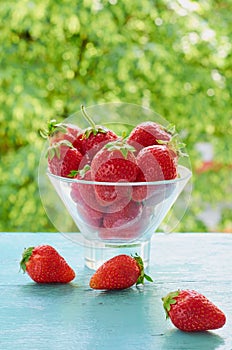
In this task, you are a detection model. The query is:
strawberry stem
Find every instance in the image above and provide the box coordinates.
[81,105,108,137]
[20,246,34,272]
[133,253,153,285]
[81,105,97,131]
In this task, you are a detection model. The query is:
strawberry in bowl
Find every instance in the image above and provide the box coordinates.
[39,103,192,269]
[91,139,138,206]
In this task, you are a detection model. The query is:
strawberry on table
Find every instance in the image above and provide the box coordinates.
[20,245,75,283]
[127,121,174,153]
[162,289,226,332]
[91,139,138,205]
[89,254,153,290]
[47,140,83,177]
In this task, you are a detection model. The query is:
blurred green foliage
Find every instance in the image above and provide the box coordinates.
[0,0,231,232]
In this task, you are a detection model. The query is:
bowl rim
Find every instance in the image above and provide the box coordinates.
[46,165,192,186]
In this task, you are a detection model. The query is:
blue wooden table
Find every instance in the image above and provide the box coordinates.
[0,232,231,350]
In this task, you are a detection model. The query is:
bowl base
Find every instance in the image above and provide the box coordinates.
[84,239,151,270]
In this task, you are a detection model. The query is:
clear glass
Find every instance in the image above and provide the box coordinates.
[38,103,192,269]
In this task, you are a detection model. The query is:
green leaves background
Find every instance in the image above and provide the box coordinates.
[0,0,231,232]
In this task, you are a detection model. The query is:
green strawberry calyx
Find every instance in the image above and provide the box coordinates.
[133,253,153,285]
[20,246,34,272]
[164,123,176,136]
[68,164,91,178]
[157,134,188,158]
[47,140,74,160]
[81,105,108,138]
[105,139,136,159]
[162,290,180,319]
[39,119,67,139]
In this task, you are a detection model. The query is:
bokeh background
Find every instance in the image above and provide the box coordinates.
[0,0,231,233]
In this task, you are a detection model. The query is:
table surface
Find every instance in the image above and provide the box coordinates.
[0,232,231,350]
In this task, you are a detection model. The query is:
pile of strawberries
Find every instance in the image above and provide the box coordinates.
[41,106,182,241]
[20,245,226,333]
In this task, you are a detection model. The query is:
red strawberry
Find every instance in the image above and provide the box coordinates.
[106,195,132,213]
[91,139,138,205]
[70,165,105,212]
[99,215,143,241]
[127,121,174,153]
[132,144,177,202]
[99,205,152,241]
[103,200,142,229]
[70,165,104,227]
[132,170,172,204]
[89,254,152,290]
[72,132,85,154]
[20,245,75,283]
[162,289,226,332]
[47,140,83,177]
[73,105,118,160]
[40,119,81,147]
[76,202,103,228]
[137,144,177,181]
[70,165,90,204]
[98,197,137,240]
[99,221,143,241]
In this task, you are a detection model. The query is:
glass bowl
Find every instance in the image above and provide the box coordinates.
[38,103,192,269]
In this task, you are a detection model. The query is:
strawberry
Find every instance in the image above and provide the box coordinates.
[40,119,81,147]
[162,289,226,332]
[98,220,145,241]
[70,165,90,204]
[73,105,118,160]
[98,197,139,241]
[47,140,83,177]
[103,200,142,229]
[91,139,138,205]
[20,245,75,283]
[132,144,177,202]
[98,215,148,242]
[89,254,152,290]
[70,165,105,212]
[99,206,146,241]
[127,121,174,153]
[76,202,103,228]
[106,195,132,214]
[72,131,86,155]
[70,165,104,227]
[137,144,177,181]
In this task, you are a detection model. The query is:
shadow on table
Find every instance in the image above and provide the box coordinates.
[161,329,225,350]
[18,282,79,296]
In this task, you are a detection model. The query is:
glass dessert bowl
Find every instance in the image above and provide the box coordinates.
[38,103,192,269]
